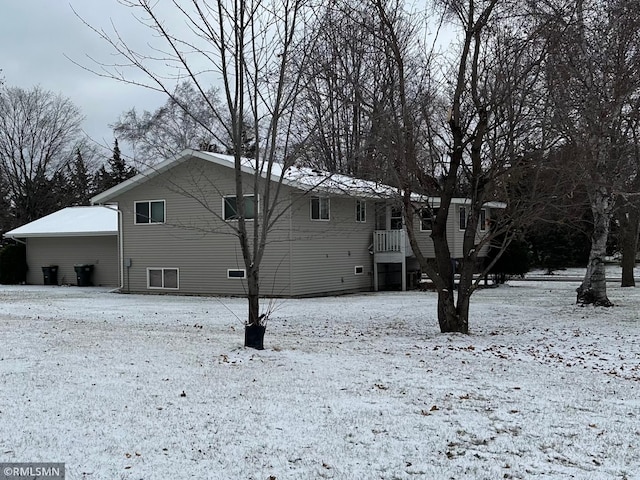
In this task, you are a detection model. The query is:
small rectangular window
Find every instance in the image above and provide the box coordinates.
[227,269,247,279]
[421,207,439,231]
[311,197,330,221]
[480,209,487,231]
[147,268,179,289]
[135,200,165,224]
[356,200,366,223]
[390,206,403,230]
[354,265,364,275]
[224,195,256,220]
[459,206,467,230]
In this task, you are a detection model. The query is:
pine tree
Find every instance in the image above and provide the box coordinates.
[68,148,93,205]
[95,139,137,193]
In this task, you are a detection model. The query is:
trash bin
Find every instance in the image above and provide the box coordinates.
[74,264,94,286]
[42,266,59,285]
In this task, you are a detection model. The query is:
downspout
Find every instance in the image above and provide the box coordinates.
[289,191,293,297]
[98,204,124,292]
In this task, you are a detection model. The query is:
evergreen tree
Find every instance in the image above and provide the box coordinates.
[67,148,94,205]
[94,139,136,193]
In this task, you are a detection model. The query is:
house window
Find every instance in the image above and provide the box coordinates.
[147,268,179,289]
[421,207,439,231]
[311,197,330,221]
[356,200,366,223]
[480,209,487,231]
[390,206,403,230]
[224,195,256,220]
[459,206,467,230]
[135,200,165,224]
[227,269,246,279]
[354,265,364,275]
[460,206,487,231]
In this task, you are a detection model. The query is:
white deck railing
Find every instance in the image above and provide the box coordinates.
[373,230,405,253]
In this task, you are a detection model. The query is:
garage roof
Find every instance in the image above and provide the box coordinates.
[5,206,118,238]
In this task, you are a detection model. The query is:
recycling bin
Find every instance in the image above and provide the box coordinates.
[74,264,94,286]
[42,266,59,285]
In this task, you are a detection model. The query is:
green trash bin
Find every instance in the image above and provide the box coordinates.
[74,264,94,286]
[42,266,59,285]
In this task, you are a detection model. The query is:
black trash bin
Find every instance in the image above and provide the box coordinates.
[74,264,94,286]
[42,266,59,285]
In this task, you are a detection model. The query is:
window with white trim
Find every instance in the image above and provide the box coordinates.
[147,268,179,289]
[224,195,256,220]
[311,197,330,221]
[355,200,366,223]
[354,265,364,275]
[459,206,467,230]
[135,200,165,224]
[420,208,439,231]
[460,206,487,231]
[227,269,247,279]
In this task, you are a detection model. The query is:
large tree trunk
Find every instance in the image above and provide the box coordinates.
[619,207,639,287]
[437,289,469,334]
[244,267,265,350]
[577,190,613,306]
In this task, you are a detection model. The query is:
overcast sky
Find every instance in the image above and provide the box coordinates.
[0,1,169,158]
[1,2,453,162]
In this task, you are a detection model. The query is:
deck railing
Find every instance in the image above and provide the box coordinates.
[373,230,405,253]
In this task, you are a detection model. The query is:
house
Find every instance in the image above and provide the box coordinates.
[371,197,504,290]
[90,149,502,297]
[4,206,119,286]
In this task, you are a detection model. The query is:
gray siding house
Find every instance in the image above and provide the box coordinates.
[91,149,501,297]
[4,206,119,287]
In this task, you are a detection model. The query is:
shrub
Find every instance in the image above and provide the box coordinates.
[0,243,27,284]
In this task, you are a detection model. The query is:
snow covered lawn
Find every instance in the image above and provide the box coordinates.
[0,280,638,479]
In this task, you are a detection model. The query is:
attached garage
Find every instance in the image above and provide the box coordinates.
[4,206,119,287]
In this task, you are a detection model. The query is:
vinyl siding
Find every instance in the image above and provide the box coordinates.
[288,192,375,296]
[411,203,492,259]
[111,156,293,296]
[25,236,118,286]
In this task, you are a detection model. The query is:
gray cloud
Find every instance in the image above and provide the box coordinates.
[0,1,169,158]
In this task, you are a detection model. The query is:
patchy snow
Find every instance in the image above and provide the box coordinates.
[0,279,638,479]
[4,206,117,238]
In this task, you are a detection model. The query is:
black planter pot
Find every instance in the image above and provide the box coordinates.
[245,324,266,350]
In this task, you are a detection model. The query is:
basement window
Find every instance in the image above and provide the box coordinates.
[147,268,179,289]
[227,269,247,279]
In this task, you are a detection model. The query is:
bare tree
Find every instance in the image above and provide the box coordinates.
[536,0,640,305]
[372,0,553,333]
[113,81,226,168]
[292,2,390,178]
[0,85,85,228]
[78,0,315,347]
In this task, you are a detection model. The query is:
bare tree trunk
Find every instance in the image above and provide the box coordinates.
[577,189,613,306]
[619,207,639,287]
[437,290,467,334]
[247,267,260,326]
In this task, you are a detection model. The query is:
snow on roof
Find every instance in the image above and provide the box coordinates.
[91,149,399,204]
[4,206,118,238]
[90,149,506,208]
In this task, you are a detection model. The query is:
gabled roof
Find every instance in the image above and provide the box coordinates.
[4,206,118,239]
[89,148,507,209]
[91,149,398,204]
